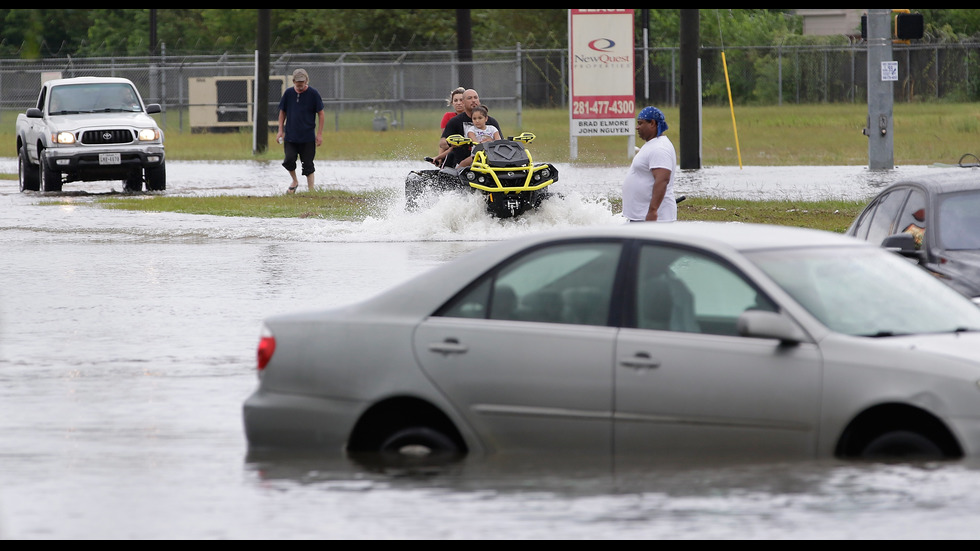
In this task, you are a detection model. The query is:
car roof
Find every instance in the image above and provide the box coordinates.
[581,221,861,252]
[354,222,867,317]
[883,170,980,195]
[46,77,136,87]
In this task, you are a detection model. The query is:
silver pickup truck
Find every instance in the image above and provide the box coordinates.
[16,76,166,193]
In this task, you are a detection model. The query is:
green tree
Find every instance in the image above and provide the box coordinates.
[80,10,148,56]
[919,9,980,40]
[0,9,967,59]
[1,9,93,58]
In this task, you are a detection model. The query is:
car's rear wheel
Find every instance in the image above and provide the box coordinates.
[379,426,461,458]
[860,430,945,461]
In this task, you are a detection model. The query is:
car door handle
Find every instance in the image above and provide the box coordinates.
[428,339,469,356]
[620,354,662,371]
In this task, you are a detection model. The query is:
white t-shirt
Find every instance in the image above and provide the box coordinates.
[622,135,677,222]
[466,124,499,143]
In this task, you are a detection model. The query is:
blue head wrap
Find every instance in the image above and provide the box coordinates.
[638,106,669,135]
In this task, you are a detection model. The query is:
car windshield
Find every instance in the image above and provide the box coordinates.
[937,190,980,250]
[746,246,980,337]
[49,83,142,114]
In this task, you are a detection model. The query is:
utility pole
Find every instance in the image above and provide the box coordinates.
[864,9,894,170]
[254,9,271,154]
[679,9,701,170]
[642,9,650,102]
[149,9,158,55]
[457,10,474,88]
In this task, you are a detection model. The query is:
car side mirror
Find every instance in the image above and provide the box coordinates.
[737,310,808,345]
[881,233,925,262]
[145,104,162,114]
[26,107,42,118]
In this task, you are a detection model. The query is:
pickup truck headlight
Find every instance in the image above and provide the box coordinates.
[138,128,160,141]
[53,131,76,145]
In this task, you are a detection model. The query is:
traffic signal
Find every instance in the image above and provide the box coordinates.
[860,11,924,41]
[895,13,924,40]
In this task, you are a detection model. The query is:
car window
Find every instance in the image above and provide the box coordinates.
[863,188,909,245]
[49,83,141,114]
[635,245,776,336]
[439,242,622,326]
[748,246,980,337]
[938,190,980,250]
[895,189,927,250]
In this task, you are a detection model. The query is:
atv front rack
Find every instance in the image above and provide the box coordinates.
[452,133,558,194]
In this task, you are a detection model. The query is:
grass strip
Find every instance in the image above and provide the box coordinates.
[86,189,395,221]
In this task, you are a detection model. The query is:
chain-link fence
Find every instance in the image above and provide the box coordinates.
[3,42,979,133]
[695,42,980,105]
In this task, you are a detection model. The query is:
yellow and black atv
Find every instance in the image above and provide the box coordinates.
[406,132,559,219]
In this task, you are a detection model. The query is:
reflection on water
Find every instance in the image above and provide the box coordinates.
[244,451,980,539]
[3,161,980,539]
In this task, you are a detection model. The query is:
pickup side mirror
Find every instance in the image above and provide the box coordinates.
[26,108,43,119]
[145,104,162,114]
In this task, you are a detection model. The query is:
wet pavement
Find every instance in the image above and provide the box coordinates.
[2,159,980,539]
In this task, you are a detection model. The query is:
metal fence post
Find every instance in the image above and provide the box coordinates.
[516,42,523,130]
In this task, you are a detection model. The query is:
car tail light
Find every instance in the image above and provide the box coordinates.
[257,326,276,372]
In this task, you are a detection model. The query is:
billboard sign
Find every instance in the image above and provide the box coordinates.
[569,9,636,137]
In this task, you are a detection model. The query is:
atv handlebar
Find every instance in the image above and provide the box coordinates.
[444,132,537,148]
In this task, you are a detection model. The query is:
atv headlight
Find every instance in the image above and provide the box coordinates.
[466,171,476,181]
[138,128,160,141]
[540,168,551,179]
[53,131,75,145]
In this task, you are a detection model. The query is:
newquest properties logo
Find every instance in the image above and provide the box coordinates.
[575,37,632,69]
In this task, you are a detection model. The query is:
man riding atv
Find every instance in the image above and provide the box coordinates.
[432,89,503,169]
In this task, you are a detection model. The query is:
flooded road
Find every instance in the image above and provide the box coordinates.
[2,158,979,539]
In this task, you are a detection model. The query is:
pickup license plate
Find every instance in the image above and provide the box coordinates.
[99,153,121,165]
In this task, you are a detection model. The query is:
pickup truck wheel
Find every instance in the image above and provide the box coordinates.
[18,148,40,192]
[145,163,166,191]
[38,151,63,193]
[124,172,143,193]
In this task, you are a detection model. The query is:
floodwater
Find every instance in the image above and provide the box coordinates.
[2,157,979,540]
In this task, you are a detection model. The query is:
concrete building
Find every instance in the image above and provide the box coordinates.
[795,9,864,37]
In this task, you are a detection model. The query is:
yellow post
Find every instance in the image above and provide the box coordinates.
[721,52,743,169]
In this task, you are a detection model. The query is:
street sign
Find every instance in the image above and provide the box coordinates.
[881,61,899,82]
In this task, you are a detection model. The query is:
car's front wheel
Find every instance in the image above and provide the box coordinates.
[38,150,63,192]
[145,163,166,191]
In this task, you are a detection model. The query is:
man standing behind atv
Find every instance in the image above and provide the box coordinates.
[435,89,503,169]
[277,68,325,194]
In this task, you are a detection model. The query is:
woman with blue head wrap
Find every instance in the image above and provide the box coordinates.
[638,106,669,136]
[622,106,678,222]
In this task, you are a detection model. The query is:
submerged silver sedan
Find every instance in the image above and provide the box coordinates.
[243,222,980,463]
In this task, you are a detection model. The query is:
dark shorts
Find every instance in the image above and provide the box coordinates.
[282,141,317,175]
